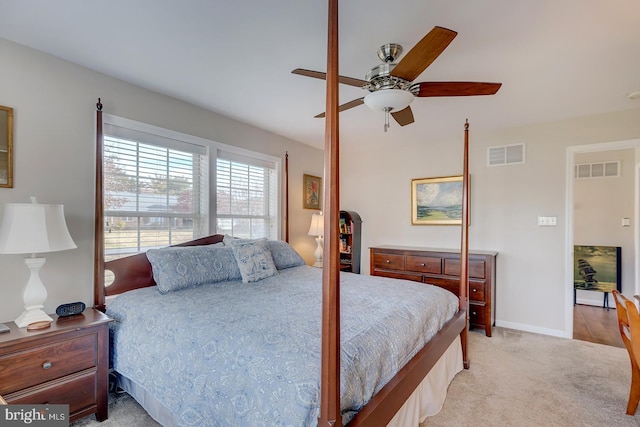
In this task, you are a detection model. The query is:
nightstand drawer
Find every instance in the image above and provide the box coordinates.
[5,369,96,414]
[0,334,96,395]
[372,253,405,270]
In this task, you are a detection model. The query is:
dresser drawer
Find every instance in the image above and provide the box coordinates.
[0,334,97,395]
[5,369,97,415]
[406,255,441,274]
[372,253,405,270]
[469,303,486,325]
[373,269,423,283]
[424,276,459,296]
[443,258,486,279]
[469,281,485,301]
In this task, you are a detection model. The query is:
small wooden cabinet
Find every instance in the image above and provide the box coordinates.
[339,210,362,273]
[0,309,112,422]
[370,246,497,337]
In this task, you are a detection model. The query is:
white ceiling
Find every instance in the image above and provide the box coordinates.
[1,0,639,152]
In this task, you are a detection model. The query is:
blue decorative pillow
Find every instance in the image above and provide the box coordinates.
[231,239,278,283]
[267,240,306,269]
[147,244,241,294]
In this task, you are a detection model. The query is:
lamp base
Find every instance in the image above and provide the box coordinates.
[312,236,324,268]
[14,256,52,328]
[15,307,53,328]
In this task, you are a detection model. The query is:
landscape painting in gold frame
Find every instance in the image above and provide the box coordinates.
[411,175,464,225]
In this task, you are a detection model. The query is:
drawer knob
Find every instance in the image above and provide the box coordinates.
[42,361,52,370]
[385,259,390,263]
[471,311,477,316]
[472,288,477,292]
[420,263,425,266]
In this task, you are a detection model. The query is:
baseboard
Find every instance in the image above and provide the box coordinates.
[494,319,568,338]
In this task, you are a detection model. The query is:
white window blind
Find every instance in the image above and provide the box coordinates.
[103,119,208,260]
[216,150,278,240]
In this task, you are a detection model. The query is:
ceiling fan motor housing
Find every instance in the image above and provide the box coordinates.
[365,64,412,91]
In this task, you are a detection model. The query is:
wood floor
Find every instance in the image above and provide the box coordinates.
[573,303,624,348]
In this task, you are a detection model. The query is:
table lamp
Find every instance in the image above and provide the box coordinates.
[0,197,77,327]
[308,212,324,268]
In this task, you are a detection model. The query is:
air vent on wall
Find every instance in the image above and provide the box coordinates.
[487,143,525,167]
[575,161,620,179]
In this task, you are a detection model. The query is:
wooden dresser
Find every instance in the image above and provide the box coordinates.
[370,246,497,337]
[0,309,112,422]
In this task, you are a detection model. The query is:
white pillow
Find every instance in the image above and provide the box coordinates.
[230,238,278,283]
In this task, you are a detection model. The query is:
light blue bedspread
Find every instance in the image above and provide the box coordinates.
[107,265,458,426]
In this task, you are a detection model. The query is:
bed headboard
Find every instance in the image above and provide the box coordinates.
[100,234,225,306]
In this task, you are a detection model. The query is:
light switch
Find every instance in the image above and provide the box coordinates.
[538,216,557,226]
[622,218,631,227]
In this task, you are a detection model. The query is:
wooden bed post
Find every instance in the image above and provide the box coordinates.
[318,0,342,425]
[285,151,289,243]
[94,99,105,311]
[460,119,470,369]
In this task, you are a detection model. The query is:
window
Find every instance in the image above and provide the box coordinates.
[215,150,278,240]
[102,115,281,261]
[103,115,208,261]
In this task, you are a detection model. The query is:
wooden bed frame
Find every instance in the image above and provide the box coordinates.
[92,2,469,425]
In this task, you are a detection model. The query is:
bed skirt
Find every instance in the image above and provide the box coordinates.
[387,335,463,426]
[116,335,462,427]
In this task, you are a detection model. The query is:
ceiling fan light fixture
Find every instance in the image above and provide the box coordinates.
[364,89,414,112]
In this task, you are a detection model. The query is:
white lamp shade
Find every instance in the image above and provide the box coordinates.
[308,213,324,237]
[0,202,77,254]
[364,89,414,112]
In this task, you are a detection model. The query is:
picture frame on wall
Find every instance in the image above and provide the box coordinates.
[303,174,322,210]
[0,105,14,188]
[573,245,621,293]
[411,175,464,225]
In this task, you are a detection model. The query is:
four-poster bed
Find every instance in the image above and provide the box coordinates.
[93,1,470,425]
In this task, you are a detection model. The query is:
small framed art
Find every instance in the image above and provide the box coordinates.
[303,174,322,210]
[411,175,464,225]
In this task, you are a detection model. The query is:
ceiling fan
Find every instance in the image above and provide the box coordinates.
[292,26,502,131]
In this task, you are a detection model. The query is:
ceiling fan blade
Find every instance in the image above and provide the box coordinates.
[391,106,414,126]
[292,68,368,88]
[315,98,365,118]
[391,26,457,82]
[413,82,502,97]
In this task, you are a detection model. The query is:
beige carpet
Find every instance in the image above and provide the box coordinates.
[72,327,640,426]
[424,328,640,427]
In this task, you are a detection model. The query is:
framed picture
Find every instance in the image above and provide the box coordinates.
[303,174,322,210]
[0,105,14,188]
[574,245,621,293]
[411,175,464,225]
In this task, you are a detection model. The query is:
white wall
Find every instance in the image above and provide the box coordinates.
[341,109,640,337]
[0,38,323,323]
[574,149,635,305]
[3,36,640,339]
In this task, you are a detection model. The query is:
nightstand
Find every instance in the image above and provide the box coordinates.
[0,309,112,422]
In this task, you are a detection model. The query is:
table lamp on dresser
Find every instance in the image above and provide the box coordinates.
[0,197,76,327]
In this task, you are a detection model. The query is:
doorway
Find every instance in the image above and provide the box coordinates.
[565,139,640,340]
